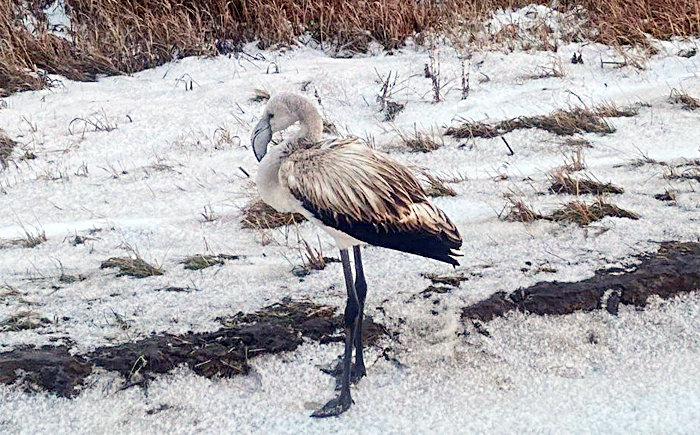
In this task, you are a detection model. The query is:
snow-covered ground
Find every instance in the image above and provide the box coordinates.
[1,12,700,434]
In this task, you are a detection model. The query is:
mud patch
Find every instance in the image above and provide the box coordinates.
[0,345,91,398]
[463,241,700,323]
[0,300,387,398]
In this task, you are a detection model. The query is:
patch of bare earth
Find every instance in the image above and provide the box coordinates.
[462,241,700,323]
[0,300,387,397]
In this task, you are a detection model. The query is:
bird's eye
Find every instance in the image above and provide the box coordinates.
[269,113,275,119]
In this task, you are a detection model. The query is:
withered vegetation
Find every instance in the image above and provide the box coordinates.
[240,198,306,230]
[395,127,442,153]
[502,194,542,223]
[548,170,624,195]
[422,272,469,287]
[0,129,17,169]
[663,159,700,183]
[0,229,47,249]
[0,311,50,332]
[250,88,271,103]
[446,104,639,139]
[2,1,699,96]
[181,254,242,270]
[503,194,637,226]
[654,190,677,202]
[413,167,457,197]
[549,197,639,226]
[100,256,164,278]
[291,239,340,277]
[670,88,700,110]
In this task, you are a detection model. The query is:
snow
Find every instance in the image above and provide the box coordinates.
[1,9,700,433]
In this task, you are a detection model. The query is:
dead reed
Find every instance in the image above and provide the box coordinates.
[240,199,306,230]
[3,0,697,96]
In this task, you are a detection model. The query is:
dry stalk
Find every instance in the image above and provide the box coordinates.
[550,197,638,226]
[548,170,624,195]
[240,199,306,230]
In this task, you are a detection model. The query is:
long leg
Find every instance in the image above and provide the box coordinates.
[312,248,358,418]
[352,245,367,381]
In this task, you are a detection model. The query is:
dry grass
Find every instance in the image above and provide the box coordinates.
[413,167,457,197]
[548,170,624,195]
[250,88,271,103]
[446,103,639,139]
[560,148,587,172]
[550,197,639,226]
[181,254,241,270]
[240,198,306,230]
[0,228,47,249]
[0,129,17,169]
[100,256,164,278]
[0,310,50,332]
[422,272,469,287]
[654,190,677,202]
[291,238,339,277]
[562,138,593,148]
[585,0,700,47]
[670,88,700,110]
[3,1,697,96]
[502,194,542,223]
[395,126,442,153]
[0,285,21,301]
[663,159,700,183]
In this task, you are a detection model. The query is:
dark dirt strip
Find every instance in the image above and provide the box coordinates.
[463,241,700,322]
[0,300,386,398]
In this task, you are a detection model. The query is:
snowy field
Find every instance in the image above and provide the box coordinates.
[2,7,700,434]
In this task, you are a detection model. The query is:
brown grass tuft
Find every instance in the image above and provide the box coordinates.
[502,194,542,223]
[670,88,700,110]
[250,88,271,103]
[240,199,306,230]
[0,311,50,332]
[446,104,639,139]
[654,190,677,202]
[663,159,700,183]
[0,229,47,249]
[413,167,457,197]
[101,256,164,278]
[586,0,700,47]
[181,254,242,270]
[548,170,624,195]
[291,238,340,277]
[550,197,638,226]
[562,138,593,148]
[0,129,18,169]
[3,1,699,96]
[422,272,469,287]
[397,128,442,153]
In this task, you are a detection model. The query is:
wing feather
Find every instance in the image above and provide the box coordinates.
[279,138,462,264]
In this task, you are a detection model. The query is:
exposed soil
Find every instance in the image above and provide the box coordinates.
[0,300,387,398]
[462,241,700,322]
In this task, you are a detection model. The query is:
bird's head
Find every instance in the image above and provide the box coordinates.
[251,94,302,162]
[251,93,320,162]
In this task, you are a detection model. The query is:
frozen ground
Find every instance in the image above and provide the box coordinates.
[1,13,700,434]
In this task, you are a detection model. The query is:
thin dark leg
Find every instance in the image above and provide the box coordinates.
[352,245,367,382]
[311,249,359,418]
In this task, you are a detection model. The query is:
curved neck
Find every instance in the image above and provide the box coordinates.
[292,98,323,142]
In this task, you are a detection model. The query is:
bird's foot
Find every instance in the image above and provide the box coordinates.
[310,393,353,418]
